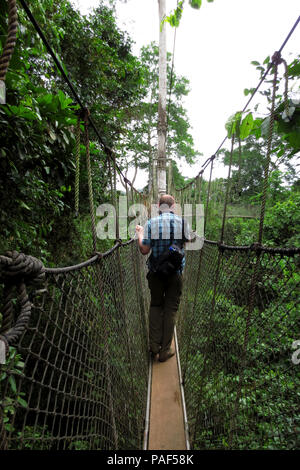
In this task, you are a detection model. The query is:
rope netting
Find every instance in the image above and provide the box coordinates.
[177,244,299,449]
[0,242,150,450]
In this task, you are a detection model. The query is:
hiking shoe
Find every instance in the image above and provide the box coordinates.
[150,351,158,360]
[159,348,175,362]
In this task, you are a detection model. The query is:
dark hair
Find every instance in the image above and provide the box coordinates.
[158,194,175,208]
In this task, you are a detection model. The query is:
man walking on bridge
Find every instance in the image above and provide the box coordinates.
[136,195,190,362]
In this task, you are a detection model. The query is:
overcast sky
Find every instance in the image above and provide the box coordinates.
[72,0,300,187]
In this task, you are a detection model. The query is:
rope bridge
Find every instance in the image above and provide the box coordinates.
[0,0,299,451]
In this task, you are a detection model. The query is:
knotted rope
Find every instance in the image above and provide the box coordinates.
[0,251,45,357]
[74,112,81,217]
[0,0,18,82]
[83,108,97,252]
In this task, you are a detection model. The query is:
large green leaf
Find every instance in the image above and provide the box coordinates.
[225,111,242,138]
[240,112,254,140]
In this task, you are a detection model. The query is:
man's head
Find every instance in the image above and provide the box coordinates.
[158,194,175,213]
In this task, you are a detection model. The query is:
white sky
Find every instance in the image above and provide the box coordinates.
[72,0,300,187]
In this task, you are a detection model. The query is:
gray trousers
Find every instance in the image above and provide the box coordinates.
[147,271,183,354]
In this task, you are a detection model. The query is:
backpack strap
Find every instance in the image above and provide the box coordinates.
[170,215,175,243]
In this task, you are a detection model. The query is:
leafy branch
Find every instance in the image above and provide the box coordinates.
[163,0,214,28]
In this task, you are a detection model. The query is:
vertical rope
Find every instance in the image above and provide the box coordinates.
[282,58,289,119]
[107,157,114,205]
[0,0,18,82]
[74,113,81,217]
[203,156,215,236]
[83,109,97,252]
[236,137,242,198]
[113,156,120,241]
[220,134,235,243]
[197,172,203,204]
[257,54,280,244]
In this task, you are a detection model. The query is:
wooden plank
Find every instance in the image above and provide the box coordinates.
[148,339,186,450]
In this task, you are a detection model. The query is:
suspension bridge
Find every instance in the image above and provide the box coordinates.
[0,0,299,451]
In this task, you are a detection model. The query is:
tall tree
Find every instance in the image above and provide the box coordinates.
[115,43,199,197]
[157,0,167,196]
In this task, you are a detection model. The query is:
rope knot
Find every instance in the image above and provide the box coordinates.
[271,51,283,66]
[217,241,225,252]
[123,177,131,186]
[0,251,45,349]
[250,242,263,253]
[0,251,45,284]
[83,107,90,123]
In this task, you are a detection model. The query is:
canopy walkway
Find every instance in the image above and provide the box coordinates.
[0,0,299,451]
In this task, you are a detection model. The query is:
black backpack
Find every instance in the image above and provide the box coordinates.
[149,217,186,277]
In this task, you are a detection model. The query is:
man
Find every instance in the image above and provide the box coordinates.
[135,194,190,362]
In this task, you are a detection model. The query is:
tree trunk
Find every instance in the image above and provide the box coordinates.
[148,126,153,195]
[157,0,167,197]
[168,157,173,193]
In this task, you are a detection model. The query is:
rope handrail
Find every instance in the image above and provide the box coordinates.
[44,238,136,274]
[203,238,300,254]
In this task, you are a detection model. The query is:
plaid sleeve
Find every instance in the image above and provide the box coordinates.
[183,218,192,242]
[142,220,151,246]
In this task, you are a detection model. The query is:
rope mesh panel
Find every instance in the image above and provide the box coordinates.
[0,242,150,450]
[177,243,299,450]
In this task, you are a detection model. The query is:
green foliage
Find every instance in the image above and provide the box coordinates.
[14,425,52,450]
[0,0,146,264]
[69,440,90,450]
[263,192,300,247]
[0,347,27,435]
[164,0,214,27]
[242,55,300,157]
[225,111,256,140]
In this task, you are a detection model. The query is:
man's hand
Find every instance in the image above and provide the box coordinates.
[136,224,150,255]
[135,225,144,236]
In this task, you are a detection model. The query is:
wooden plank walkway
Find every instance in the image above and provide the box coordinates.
[147,338,187,450]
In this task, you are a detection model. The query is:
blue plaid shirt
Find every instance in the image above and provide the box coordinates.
[142,211,189,273]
